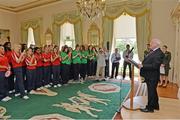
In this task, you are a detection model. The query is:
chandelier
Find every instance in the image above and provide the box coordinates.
[76,0,106,20]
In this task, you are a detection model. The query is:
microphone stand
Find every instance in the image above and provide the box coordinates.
[117,48,134,113]
[116,77,123,113]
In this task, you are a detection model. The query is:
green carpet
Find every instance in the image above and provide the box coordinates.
[0,80,130,119]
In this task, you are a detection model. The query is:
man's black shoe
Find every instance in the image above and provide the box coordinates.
[95,79,100,82]
[140,108,154,113]
[154,106,159,111]
[102,79,106,81]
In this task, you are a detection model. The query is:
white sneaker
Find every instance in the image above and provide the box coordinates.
[47,84,51,88]
[53,85,57,88]
[9,90,13,94]
[23,95,29,100]
[1,97,9,102]
[29,90,35,94]
[57,84,62,87]
[15,93,20,97]
[68,80,72,83]
[44,85,49,88]
[6,96,12,100]
[40,87,43,89]
[95,77,100,80]
[25,90,27,93]
[1,96,12,102]
[36,88,41,90]
[80,79,84,83]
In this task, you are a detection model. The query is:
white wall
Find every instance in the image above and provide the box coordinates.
[152,0,177,82]
[0,9,18,46]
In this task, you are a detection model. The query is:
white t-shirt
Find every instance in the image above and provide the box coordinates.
[97,52,106,67]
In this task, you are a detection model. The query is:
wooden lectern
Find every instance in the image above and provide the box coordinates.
[123,64,147,110]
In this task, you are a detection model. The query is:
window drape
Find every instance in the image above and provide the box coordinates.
[60,22,75,48]
[21,18,42,46]
[102,0,151,60]
[53,11,83,46]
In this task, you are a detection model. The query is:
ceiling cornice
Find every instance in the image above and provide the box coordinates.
[0,0,61,13]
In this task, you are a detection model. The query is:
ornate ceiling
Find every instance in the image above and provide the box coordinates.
[0,0,135,13]
[0,0,62,12]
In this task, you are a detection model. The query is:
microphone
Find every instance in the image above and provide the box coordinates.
[107,41,109,51]
[126,47,134,58]
[129,47,134,54]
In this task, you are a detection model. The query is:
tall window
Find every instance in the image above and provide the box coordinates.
[27,27,35,48]
[60,22,75,49]
[113,14,139,76]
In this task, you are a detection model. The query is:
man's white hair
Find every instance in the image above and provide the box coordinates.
[152,38,161,46]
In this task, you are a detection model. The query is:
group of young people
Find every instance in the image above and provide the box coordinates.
[0,42,110,102]
[0,40,171,103]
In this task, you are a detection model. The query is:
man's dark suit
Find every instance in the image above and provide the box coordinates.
[140,48,164,111]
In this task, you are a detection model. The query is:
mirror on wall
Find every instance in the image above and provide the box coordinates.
[0,29,10,44]
[88,23,100,46]
[45,28,53,45]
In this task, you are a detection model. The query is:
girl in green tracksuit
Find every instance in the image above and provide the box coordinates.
[60,46,71,84]
[72,44,81,81]
[80,45,89,81]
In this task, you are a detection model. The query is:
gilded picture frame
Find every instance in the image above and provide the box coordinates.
[0,29,10,44]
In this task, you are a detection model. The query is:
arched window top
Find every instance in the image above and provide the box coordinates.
[114,15,136,38]
[27,27,35,48]
[60,22,75,49]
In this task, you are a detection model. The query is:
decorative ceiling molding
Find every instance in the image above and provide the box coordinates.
[0,0,62,12]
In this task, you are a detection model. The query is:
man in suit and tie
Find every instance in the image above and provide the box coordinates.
[138,38,164,112]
